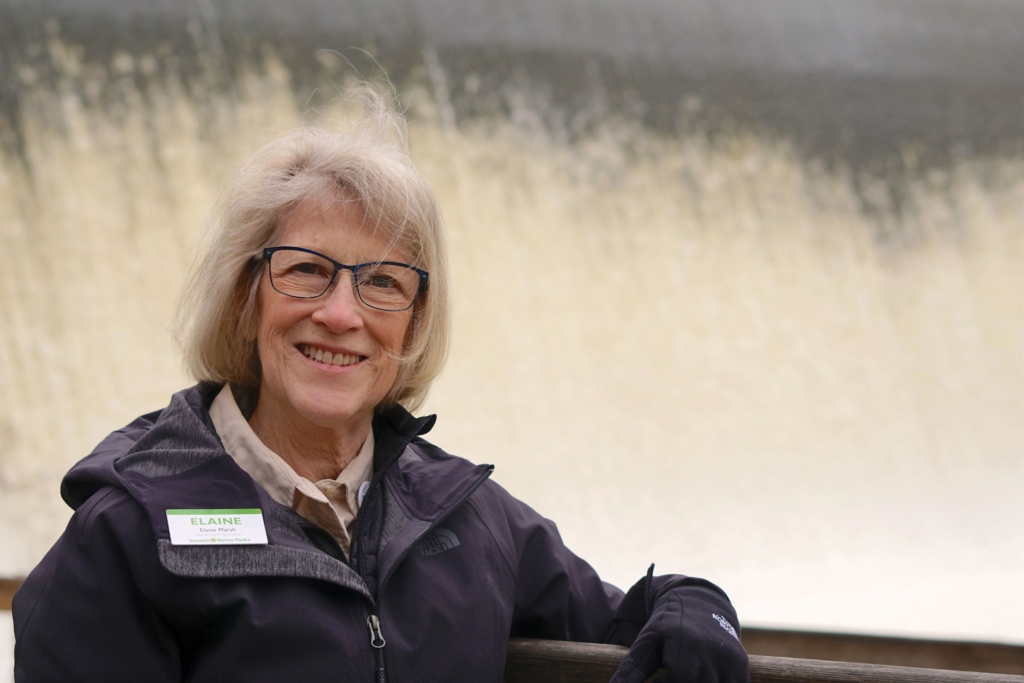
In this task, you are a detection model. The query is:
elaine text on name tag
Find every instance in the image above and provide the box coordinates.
[166,509,268,545]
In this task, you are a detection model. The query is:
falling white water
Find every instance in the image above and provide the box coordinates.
[0,49,1021,654]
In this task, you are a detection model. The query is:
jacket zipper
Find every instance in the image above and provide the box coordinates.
[366,613,387,682]
[363,465,494,683]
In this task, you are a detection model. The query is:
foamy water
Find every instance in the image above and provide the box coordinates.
[0,49,1021,644]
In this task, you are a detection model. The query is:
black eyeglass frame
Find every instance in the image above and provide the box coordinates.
[259,246,428,312]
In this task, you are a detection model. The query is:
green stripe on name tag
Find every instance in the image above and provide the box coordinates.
[166,509,262,515]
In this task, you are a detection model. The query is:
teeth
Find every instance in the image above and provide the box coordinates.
[303,345,360,366]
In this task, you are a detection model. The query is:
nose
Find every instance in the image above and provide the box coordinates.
[310,273,365,332]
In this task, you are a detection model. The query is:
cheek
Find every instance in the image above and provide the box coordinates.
[390,313,415,355]
[256,299,300,364]
[256,310,277,352]
[373,316,412,380]
[401,312,417,351]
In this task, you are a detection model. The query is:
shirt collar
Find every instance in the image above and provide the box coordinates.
[208,384,374,511]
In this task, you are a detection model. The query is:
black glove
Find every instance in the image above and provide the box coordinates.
[609,565,749,683]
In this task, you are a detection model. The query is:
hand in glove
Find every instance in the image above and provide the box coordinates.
[609,566,749,683]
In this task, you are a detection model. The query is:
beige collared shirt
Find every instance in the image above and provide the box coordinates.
[209,384,374,558]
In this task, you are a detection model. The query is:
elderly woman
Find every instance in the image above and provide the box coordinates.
[13,91,748,683]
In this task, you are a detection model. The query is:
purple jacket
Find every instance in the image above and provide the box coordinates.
[13,384,739,682]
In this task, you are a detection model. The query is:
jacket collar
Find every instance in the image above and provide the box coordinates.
[65,384,491,603]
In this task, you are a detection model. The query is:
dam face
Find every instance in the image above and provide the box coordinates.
[1,0,1022,642]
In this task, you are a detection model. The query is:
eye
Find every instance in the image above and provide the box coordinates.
[366,273,400,289]
[354,264,420,310]
[291,261,329,277]
[268,250,336,297]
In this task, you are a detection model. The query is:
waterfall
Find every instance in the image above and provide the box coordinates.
[1,0,1021,640]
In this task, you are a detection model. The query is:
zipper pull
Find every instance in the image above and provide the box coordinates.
[366,614,386,649]
[367,614,387,682]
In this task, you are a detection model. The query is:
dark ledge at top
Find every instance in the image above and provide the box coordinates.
[1,0,1023,175]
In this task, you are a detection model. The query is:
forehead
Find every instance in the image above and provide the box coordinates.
[273,197,407,263]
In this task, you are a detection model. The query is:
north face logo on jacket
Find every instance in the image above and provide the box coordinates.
[712,613,739,640]
[416,528,460,556]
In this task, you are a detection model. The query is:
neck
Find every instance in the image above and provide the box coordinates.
[248,394,371,483]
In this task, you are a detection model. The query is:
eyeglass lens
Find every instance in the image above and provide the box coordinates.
[267,249,421,311]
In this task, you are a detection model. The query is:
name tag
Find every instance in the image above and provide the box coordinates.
[166,509,268,546]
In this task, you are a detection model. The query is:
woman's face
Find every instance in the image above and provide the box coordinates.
[255,197,414,431]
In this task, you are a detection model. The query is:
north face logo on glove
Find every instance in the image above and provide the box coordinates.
[712,613,739,640]
[416,528,461,556]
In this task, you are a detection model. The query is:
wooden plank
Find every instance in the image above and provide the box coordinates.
[749,655,1024,683]
[503,639,1024,683]
[742,628,1024,675]
[0,578,21,611]
[504,639,628,683]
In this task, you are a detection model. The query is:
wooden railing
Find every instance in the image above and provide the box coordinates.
[504,639,1024,683]
[3,577,1022,682]
[739,628,1024,675]
[0,579,18,611]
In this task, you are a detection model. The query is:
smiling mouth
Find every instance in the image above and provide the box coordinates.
[301,344,365,367]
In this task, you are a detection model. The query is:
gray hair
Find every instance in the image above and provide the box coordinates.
[174,88,450,411]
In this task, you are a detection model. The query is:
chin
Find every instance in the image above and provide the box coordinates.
[289,385,373,428]
[296,398,360,428]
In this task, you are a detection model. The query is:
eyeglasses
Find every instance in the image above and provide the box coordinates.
[259,246,428,312]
